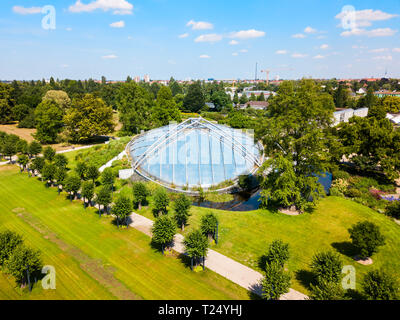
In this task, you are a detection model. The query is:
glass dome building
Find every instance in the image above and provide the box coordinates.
[128,118,264,192]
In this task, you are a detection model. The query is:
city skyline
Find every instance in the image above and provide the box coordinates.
[0,0,400,80]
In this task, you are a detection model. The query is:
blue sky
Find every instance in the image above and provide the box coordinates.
[0,0,399,80]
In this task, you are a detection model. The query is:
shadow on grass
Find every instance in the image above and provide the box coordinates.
[248,283,263,300]
[295,269,315,291]
[331,241,358,258]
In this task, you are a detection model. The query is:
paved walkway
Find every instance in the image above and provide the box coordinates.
[129,212,307,300]
[99,150,127,173]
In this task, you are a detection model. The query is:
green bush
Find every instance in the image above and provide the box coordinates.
[345,188,363,198]
[332,170,350,180]
[386,201,400,219]
[329,187,344,197]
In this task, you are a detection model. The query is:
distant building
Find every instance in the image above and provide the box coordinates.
[356,88,366,95]
[243,90,276,100]
[240,101,269,110]
[387,113,400,126]
[374,91,400,98]
[144,74,150,83]
[134,76,140,83]
[333,108,368,126]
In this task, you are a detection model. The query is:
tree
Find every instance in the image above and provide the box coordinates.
[96,186,112,216]
[0,231,23,266]
[257,93,266,101]
[153,187,169,216]
[42,90,71,111]
[43,146,56,162]
[11,103,24,120]
[132,182,149,210]
[309,279,346,300]
[258,80,335,212]
[311,251,343,284]
[64,94,115,142]
[334,83,349,109]
[184,230,209,270]
[362,269,399,300]
[16,139,29,155]
[64,174,81,201]
[28,141,42,158]
[152,216,177,254]
[381,96,400,113]
[2,136,17,161]
[81,181,95,208]
[101,168,115,190]
[238,174,252,191]
[75,162,88,180]
[86,165,99,184]
[183,82,205,113]
[112,196,132,228]
[17,154,29,172]
[261,261,291,300]
[233,92,239,106]
[348,221,386,259]
[5,245,42,285]
[173,194,192,230]
[152,86,182,127]
[41,163,56,186]
[264,240,290,269]
[54,167,67,188]
[337,115,400,181]
[0,83,14,124]
[54,154,68,169]
[31,157,45,176]
[34,100,64,143]
[200,212,218,241]
[239,94,248,105]
[116,82,152,134]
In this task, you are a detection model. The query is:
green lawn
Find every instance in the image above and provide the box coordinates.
[127,186,400,295]
[0,166,249,300]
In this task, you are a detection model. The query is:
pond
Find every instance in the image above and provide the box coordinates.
[193,172,333,212]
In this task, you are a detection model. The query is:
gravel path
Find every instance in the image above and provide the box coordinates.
[129,212,308,300]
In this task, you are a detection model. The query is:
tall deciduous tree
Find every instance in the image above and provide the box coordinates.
[184,229,209,270]
[34,100,64,143]
[348,221,386,259]
[64,94,115,142]
[116,82,152,134]
[258,80,335,212]
[153,187,169,216]
[112,196,132,228]
[261,261,291,300]
[173,194,192,231]
[132,182,149,210]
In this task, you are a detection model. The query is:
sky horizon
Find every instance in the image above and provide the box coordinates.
[0,0,400,81]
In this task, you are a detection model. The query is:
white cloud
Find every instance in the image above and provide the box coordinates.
[102,54,118,59]
[168,60,176,65]
[179,33,189,39]
[61,64,69,68]
[110,20,125,28]
[341,28,397,37]
[393,48,400,53]
[304,26,317,34]
[69,0,133,15]
[194,34,222,43]
[199,54,211,59]
[320,44,329,50]
[187,20,213,30]
[292,33,306,39]
[12,6,42,15]
[275,50,287,55]
[313,55,325,59]
[291,53,308,58]
[372,55,393,61]
[232,52,238,56]
[229,29,265,40]
[317,35,327,39]
[66,27,73,31]
[229,40,239,45]
[369,48,388,53]
[240,49,248,53]
[335,9,398,29]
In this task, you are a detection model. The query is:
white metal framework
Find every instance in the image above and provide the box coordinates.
[128,117,263,190]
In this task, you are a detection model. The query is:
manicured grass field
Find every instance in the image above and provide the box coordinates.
[0,166,249,300]
[130,187,400,295]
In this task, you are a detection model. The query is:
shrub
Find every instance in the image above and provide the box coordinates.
[261,262,291,300]
[332,170,350,180]
[309,279,346,300]
[345,188,363,198]
[362,269,399,300]
[348,221,386,259]
[329,187,344,197]
[311,251,343,284]
[331,178,349,195]
[386,201,400,219]
[263,240,290,269]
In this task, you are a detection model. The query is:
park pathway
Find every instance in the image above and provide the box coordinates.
[129,212,308,300]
